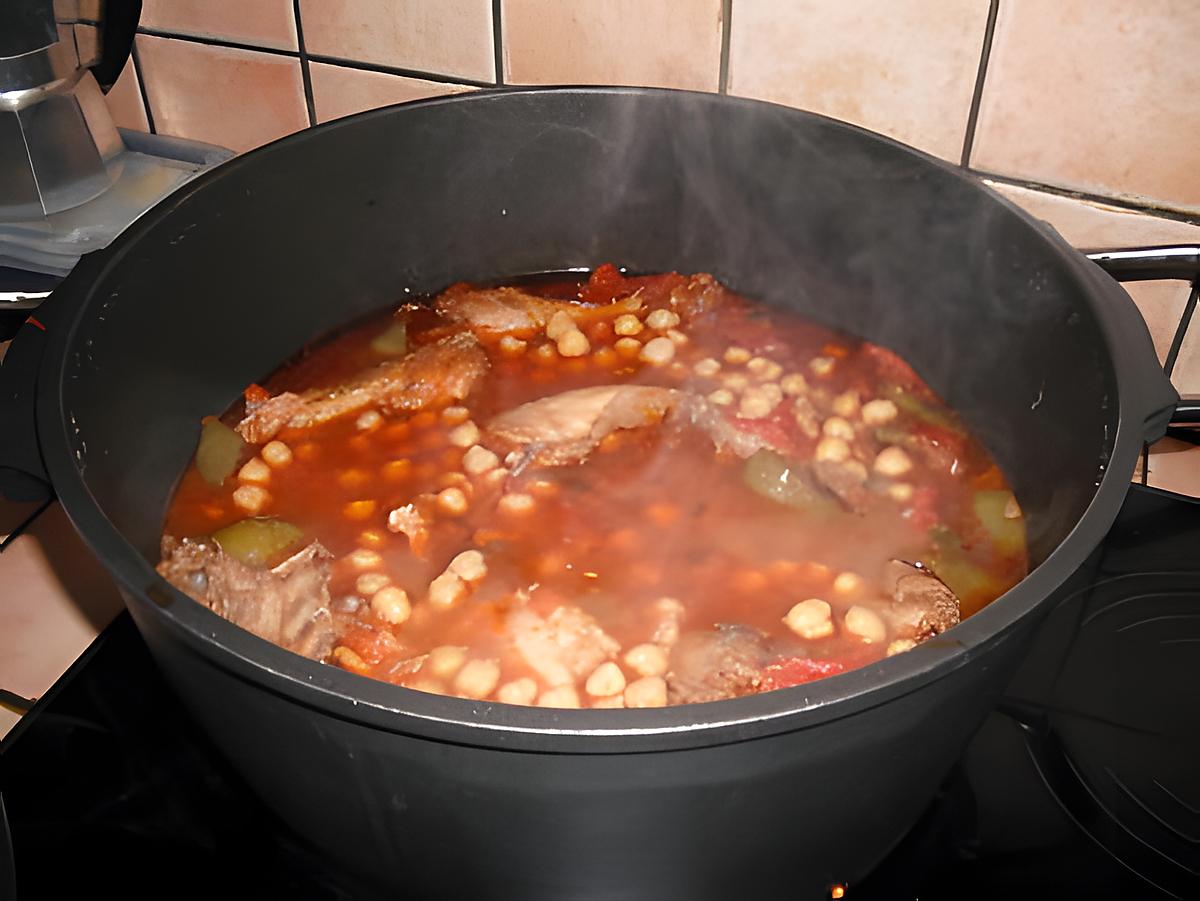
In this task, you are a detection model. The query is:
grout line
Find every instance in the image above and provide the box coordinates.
[133,27,493,88]
[306,54,493,88]
[960,0,1000,168]
[975,170,1200,227]
[718,0,733,94]
[292,0,318,126]
[1163,283,1199,378]
[492,0,505,86]
[128,37,156,134]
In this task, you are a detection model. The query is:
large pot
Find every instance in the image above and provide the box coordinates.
[0,88,1186,898]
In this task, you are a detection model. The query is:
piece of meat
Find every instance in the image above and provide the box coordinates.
[812,458,872,513]
[488,385,678,467]
[237,331,488,443]
[435,286,570,334]
[881,560,961,640]
[667,393,775,459]
[387,500,432,555]
[650,597,686,647]
[666,624,770,704]
[157,537,335,660]
[507,604,620,687]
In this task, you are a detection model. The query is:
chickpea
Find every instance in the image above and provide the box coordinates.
[666,328,689,346]
[887,638,918,657]
[499,335,527,355]
[545,310,576,340]
[498,492,535,515]
[237,457,271,485]
[409,677,447,696]
[462,444,499,475]
[614,337,642,357]
[624,643,669,678]
[533,342,557,364]
[809,356,835,377]
[497,677,539,706]
[832,572,862,595]
[614,313,644,336]
[343,499,377,521]
[232,484,270,514]
[780,373,809,396]
[333,645,370,675]
[448,421,481,448]
[556,329,590,358]
[593,346,618,368]
[261,440,292,468]
[844,605,888,643]
[707,388,735,406]
[874,446,914,477]
[783,598,835,640]
[448,549,487,583]
[454,659,501,699]
[738,385,782,419]
[356,409,383,431]
[338,467,370,489]
[639,336,676,365]
[815,436,851,463]
[537,684,581,708]
[831,391,861,419]
[358,529,387,549]
[747,357,782,380]
[591,694,626,709]
[428,571,466,609]
[370,586,411,625]
[346,548,383,570]
[693,357,721,378]
[887,482,915,503]
[822,417,856,441]
[722,372,749,392]
[436,486,469,516]
[724,346,751,364]
[382,458,413,481]
[860,398,898,426]
[645,309,680,330]
[427,645,468,679]
[356,572,391,595]
[624,676,668,708]
[585,661,627,698]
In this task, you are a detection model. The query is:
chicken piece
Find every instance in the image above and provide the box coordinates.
[508,604,621,687]
[488,385,678,467]
[157,537,335,660]
[666,624,770,704]
[237,331,488,443]
[435,287,573,334]
[881,560,961,640]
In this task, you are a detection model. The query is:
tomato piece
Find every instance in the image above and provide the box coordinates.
[862,343,935,401]
[760,657,849,691]
[726,403,813,459]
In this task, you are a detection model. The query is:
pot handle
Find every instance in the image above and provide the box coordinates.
[1084,245,1200,441]
[0,252,106,503]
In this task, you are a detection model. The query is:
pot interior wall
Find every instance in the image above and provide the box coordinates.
[54,89,1114,570]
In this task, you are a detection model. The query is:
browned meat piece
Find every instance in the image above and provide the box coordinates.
[435,287,570,334]
[488,385,678,467]
[667,394,774,459]
[650,597,686,647]
[237,331,488,443]
[882,560,961,640]
[665,273,730,320]
[666,624,770,704]
[507,604,620,687]
[812,459,872,513]
[157,537,335,660]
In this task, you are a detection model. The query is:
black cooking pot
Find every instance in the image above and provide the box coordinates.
[1,88,1194,899]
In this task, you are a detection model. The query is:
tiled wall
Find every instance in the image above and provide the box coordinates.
[102,0,1199,493]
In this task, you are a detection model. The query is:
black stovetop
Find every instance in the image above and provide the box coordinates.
[3,486,1198,900]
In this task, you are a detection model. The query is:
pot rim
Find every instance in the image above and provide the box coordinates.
[38,86,1147,753]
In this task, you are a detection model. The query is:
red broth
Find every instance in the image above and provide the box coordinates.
[161,266,1026,708]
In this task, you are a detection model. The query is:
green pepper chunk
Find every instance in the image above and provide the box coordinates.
[972,490,1025,557]
[926,525,994,603]
[883,384,960,431]
[742,449,836,512]
[212,518,303,567]
[370,321,408,356]
[196,417,245,486]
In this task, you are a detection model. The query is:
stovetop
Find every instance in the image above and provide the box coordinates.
[2,486,1197,899]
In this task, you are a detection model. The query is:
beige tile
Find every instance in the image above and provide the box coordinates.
[988,182,1200,366]
[0,502,124,740]
[136,35,309,153]
[310,62,477,123]
[104,58,149,132]
[300,0,495,82]
[502,0,721,91]
[141,0,298,50]
[727,0,989,161]
[1172,316,1200,397]
[1145,438,1200,498]
[972,0,1200,214]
